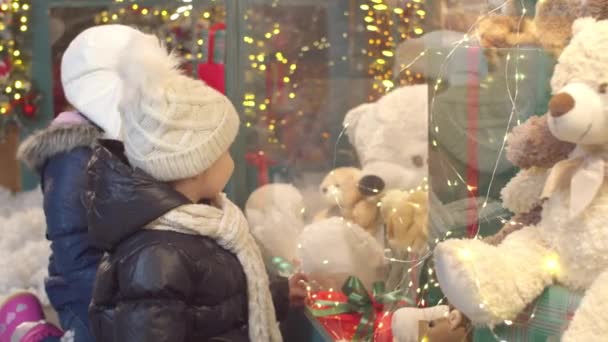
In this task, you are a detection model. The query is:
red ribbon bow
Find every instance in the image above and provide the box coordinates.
[245,151,276,186]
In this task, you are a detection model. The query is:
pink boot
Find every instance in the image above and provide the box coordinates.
[0,293,63,342]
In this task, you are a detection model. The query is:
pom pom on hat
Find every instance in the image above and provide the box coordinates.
[117,31,240,182]
[116,32,181,102]
[61,25,148,139]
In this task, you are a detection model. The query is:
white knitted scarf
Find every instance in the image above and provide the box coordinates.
[146,194,282,342]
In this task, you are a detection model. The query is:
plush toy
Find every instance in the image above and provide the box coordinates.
[392,305,472,342]
[344,84,428,195]
[484,114,575,245]
[296,217,387,290]
[245,185,387,290]
[314,167,380,234]
[476,14,537,50]
[477,0,608,58]
[411,115,575,339]
[245,183,306,264]
[381,189,429,252]
[434,19,608,341]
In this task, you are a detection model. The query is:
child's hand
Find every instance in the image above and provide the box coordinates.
[288,273,309,308]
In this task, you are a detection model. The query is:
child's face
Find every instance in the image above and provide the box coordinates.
[197,152,235,199]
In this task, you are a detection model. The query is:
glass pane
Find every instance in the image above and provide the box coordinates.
[236,0,576,340]
[49,1,226,116]
[236,2,432,338]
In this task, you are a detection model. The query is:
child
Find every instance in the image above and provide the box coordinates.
[7,25,149,342]
[85,32,306,341]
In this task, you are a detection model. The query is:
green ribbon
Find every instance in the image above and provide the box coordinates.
[310,276,414,342]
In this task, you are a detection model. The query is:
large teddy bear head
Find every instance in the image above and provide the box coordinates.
[344,84,428,195]
[547,18,608,145]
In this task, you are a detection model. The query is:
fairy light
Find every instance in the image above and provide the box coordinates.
[544,254,560,275]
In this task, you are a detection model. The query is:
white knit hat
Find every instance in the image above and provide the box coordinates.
[61,25,148,139]
[118,32,240,182]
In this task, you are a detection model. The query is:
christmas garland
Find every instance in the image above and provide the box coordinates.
[0,0,39,141]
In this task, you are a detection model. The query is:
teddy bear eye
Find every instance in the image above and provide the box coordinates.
[600,83,608,94]
[412,155,424,168]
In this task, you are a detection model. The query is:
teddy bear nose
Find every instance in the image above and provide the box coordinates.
[358,175,385,197]
[549,93,575,118]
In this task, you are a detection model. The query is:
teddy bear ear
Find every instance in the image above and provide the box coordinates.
[572,17,597,36]
[343,103,371,138]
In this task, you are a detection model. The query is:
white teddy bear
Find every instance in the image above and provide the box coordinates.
[296,217,387,290]
[343,84,428,193]
[245,184,387,290]
[434,18,608,341]
[245,183,306,264]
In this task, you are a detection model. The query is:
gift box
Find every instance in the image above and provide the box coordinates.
[308,276,412,342]
[474,286,582,342]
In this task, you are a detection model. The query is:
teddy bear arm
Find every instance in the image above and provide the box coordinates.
[505,19,538,46]
[562,269,608,341]
[483,217,525,246]
[435,227,554,325]
[313,207,335,222]
[351,200,378,230]
[501,169,548,214]
[385,205,415,249]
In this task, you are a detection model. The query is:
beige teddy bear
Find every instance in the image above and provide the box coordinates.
[434,19,608,341]
[314,167,380,235]
[381,189,429,253]
[477,0,608,59]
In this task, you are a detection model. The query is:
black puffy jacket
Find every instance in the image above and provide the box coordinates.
[86,141,289,342]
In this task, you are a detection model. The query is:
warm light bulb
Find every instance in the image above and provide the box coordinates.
[544,254,560,274]
[459,248,472,260]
